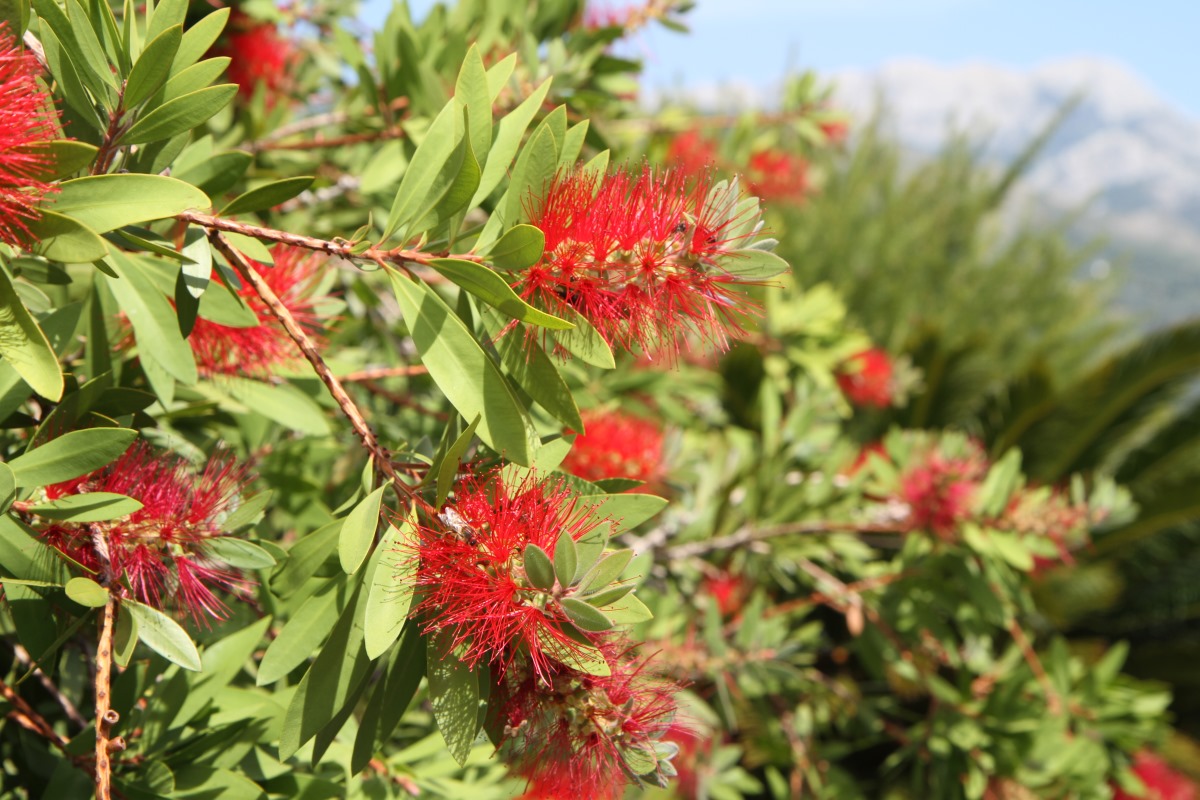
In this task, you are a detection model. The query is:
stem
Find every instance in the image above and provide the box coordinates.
[208,231,417,496]
[643,519,907,561]
[341,365,429,382]
[94,597,117,800]
[0,676,69,752]
[251,128,406,153]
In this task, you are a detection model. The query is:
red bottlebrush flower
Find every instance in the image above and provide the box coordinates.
[845,441,889,477]
[494,646,680,800]
[661,723,708,799]
[701,570,749,618]
[836,348,895,408]
[40,443,251,624]
[561,409,665,487]
[413,473,609,679]
[582,2,636,29]
[0,24,58,248]
[820,119,849,145]
[745,148,809,203]
[212,12,297,101]
[1002,486,1091,575]
[666,130,720,180]
[517,165,762,360]
[899,443,987,539]
[1114,751,1197,800]
[187,244,328,379]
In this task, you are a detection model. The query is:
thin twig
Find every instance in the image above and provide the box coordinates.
[10,643,87,729]
[94,597,118,800]
[256,97,409,144]
[0,676,68,751]
[209,232,421,499]
[341,365,429,382]
[251,128,406,153]
[1006,617,1062,715]
[650,519,906,561]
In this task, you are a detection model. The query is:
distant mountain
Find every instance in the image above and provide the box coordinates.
[830,57,1200,324]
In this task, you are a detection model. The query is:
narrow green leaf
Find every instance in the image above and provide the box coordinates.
[122,84,237,145]
[162,56,231,101]
[27,492,142,522]
[427,628,481,767]
[170,7,228,76]
[428,258,572,330]
[223,379,330,436]
[471,77,552,208]
[351,623,424,773]
[103,254,198,385]
[221,489,272,532]
[388,271,534,465]
[364,508,418,659]
[553,530,578,586]
[583,582,635,608]
[113,604,138,667]
[436,415,481,509]
[200,537,276,570]
[65,576,108,608]
[483,311,583,432]
[221,177,315,216]
[454,44,492,171]
[502,125,558,228]
[125,24,182,107]
[560,597,614,632]
[552,312,616,369]
[598,593,653,625]
[480,224,545,271]
[124,599,202,671]
[269,520,340,598]
[383,100,463,241]
[715,248,791,279]
[257,580,343,685]
[0,268,63,400]
[48,175,210,233]
[595,493,668,533]
[579,549,634,595]
[339,484,387,575]
[0,462,13,513]
[523,544,556,591]
[36,140,98,180]
[535,628,610,676]
[171,150,252,197]
[9,427,136,488]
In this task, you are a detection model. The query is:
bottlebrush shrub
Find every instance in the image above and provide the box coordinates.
[516,164,787,359]
[212,11,298,102]
[37,443,253,624]
[1113,751,1198,800]
[560,408,666,487]
[0,24,59,247]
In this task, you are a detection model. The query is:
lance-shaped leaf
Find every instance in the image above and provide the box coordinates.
[9,427,137,488]
[0,268,63,400]
[388,270,534,465]
[427,628,481,767]
[122,85,238,145]
[382,100,464,241]
[125,24,183,107]
[427,258,572,330]
[26,492,142,522]
[47,175,210,233]
[124,599,202,671]
[364,509,419,660]
[339,483,388,575]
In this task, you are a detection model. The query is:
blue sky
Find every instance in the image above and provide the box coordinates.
[364,0,1200,117]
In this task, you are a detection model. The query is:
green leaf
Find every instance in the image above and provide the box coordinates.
[222,489,272,532]
[435,414,480,509]
[257,581,343,685]
[535,628,610,676]
[103,254,198,384]
[0,0,29,37]
[124,599,202,671]
[597,593,653,625]
[28,210,108,262]
[351,623,424,773]
[170,7,228,76]
[65,576,108,608]
[0,462,13,513]
[9,427,136,488]
[388,271,534,465]
[523,544,556,591]
[122,84,237,145]
[427,628,481,767]
[113,604,138,668]
[223,379,330,436]
[0,268,63,400]
[455,44,492,171]
[579,549,634,595]
[480,224,545,271]
[560,597,613,632]
[48,175,210,233]
[502,124,558,228]
[26,492,142,522]
[471,77,552,208]
[482,311,583,431]
[383,100,463,241]
[125,24,182,107]
[428,258,572,329]
[553,529,578,586]
[200,537,276,570]
[364,509,418,660]
[221,177,315,216]
[716,248,791,279]
[596,493,668,533]
[552,312,616,369]
[172,150,253,197]
[975,448,1023,517]
[269,520,340,598]
[338,483,387,575]
[37,140,98,180]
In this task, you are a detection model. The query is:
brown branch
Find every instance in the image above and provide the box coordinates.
[209,231,419,499]
[341,365,429,382]
[256,97,409,144]
[10,643,87,729]
[1006,618,1062,715]
[654,519,906,561]
[359,379,450,422]
[0,676,69,751]
[94,597,117,800]
[252,128,406,153]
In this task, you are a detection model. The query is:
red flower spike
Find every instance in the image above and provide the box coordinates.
[413,473,608,680]
[494,645,681,800]
[187,244,328,379]
[899,443,988,539]
[561,409,665,487]
[745,148,810,204]
[0,24,59,248]
[40,443,252,625]
[518,165,761,360]
[213,12,297,102]
[701,570,750,618]
[666,130,720,181]
[836,348,895,408]
[1113,751,1197,800]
